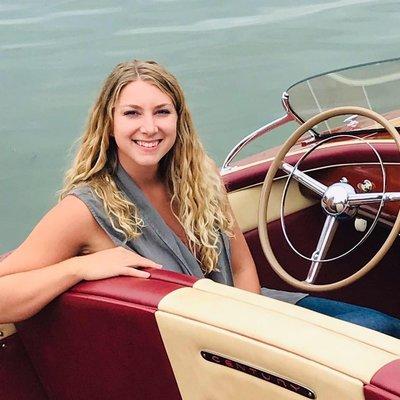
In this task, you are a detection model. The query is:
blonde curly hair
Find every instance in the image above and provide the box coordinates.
[60,60,234,274]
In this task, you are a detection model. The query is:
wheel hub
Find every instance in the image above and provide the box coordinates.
[321,182,356,218]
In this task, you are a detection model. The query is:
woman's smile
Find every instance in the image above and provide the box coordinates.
[132,139,163,149]
[113,80,178,177]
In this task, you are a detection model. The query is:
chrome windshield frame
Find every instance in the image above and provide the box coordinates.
[222,57,400,171]
[221,92,301,171]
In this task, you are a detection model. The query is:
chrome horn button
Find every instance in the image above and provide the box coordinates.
[321,182,357,218]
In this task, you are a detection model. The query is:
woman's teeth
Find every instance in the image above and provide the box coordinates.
[133,140,161,148]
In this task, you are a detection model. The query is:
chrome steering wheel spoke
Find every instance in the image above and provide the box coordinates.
[305,215,339,284]
[280,162,327,197]
[348,192,400,206]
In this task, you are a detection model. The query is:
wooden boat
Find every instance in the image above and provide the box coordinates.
[1,57,399,400]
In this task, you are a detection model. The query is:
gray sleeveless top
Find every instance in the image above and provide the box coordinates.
[70,163,307,304]
[70,164,233,285]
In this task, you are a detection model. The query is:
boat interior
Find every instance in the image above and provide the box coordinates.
[2,58,400,399]
[2,128,400,399]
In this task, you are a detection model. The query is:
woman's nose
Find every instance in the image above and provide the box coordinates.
[140,115,158,135]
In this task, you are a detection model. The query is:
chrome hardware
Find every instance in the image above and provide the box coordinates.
[348,191,400,205]
[321,183,357,218]
[222,112,294,171]
[0,331,3,337]
[1,343,6,349]
[343,114,359,129]
[201,350,316,399]
[281,162,327,196]
[357,179,374,193]
[279,134,386,269]
[339,177,348,183]
[306,215,339,283]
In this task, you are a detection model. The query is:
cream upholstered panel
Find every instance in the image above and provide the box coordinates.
[228,180,317,233]
[156,286,399,400]
[0,323,16,340]
[156,313,364,400]
[194,279,400,356]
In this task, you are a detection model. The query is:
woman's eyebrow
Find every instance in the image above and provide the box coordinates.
[120,103,173,109]
[121,104,142,109]
[154,103,174,108]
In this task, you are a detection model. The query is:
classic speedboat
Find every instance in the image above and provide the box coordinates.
[1,58,400,400]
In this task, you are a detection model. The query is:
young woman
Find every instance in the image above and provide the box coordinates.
[0,60,399,338]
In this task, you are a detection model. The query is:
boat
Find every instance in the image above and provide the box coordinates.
[1,57,400,400]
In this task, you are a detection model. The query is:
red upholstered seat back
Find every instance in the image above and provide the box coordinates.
[0,251,48,400]
[17,270,197,400]
[0,333,48,400]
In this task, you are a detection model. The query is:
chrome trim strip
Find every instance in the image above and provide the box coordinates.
[0,323,16,340]
[221,113,294,172]
[222,91,307,171]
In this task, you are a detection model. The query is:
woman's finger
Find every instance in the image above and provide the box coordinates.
[122,267,151,278]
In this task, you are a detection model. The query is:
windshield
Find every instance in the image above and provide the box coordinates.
[286,57,400,135]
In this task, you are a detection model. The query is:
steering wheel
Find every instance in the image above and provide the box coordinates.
[258,106,400,292]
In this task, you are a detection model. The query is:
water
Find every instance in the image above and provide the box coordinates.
[1,0,400,252]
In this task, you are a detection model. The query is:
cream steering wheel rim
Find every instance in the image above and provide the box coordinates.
[258,106,400,292]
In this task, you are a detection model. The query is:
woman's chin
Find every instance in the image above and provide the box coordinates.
[128,156,163,169]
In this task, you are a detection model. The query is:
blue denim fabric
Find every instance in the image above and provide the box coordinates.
[296,296,400,339]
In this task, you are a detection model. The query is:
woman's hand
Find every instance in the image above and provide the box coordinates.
[76,246,162,281]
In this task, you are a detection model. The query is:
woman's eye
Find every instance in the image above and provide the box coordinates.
[157,109,171,115]
[123,110,139,117]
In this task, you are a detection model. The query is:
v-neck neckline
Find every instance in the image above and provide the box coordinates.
[138,182,191,250]
[114,163,203,277]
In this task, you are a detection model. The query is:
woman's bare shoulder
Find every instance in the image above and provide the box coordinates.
[0,195,113,276]
[36,194,99,244]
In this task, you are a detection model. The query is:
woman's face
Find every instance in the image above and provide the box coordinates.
[113,79,178,174]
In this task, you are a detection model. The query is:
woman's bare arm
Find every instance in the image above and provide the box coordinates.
[230,220,261,294]
[213,160,261,294]
[0,257,84,323]
[0,196,161,323]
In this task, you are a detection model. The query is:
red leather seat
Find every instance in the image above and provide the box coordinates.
[16,269,197,400]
